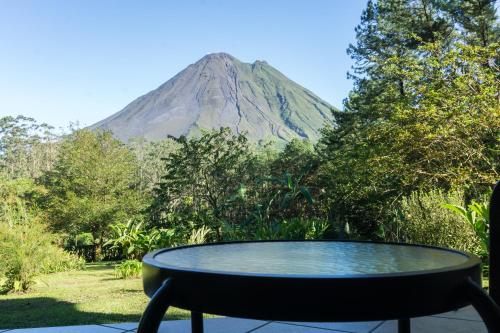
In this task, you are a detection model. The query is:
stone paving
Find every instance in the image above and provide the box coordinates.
[0,306,486,333]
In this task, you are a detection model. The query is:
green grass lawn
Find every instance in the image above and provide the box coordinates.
[0,262,191,329]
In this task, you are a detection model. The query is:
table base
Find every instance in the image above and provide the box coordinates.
[137,277,500,333]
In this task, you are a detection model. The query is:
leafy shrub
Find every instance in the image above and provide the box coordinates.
[41,247,86,274]
[74,232,95,246]
[252,218,330,240]
[106,220,177,260]
[298,219,331,240]
[187,226,211,245]
[443,200,489,263]
[0,222,58,292]
[115,259,142,279]
[389,189,481,255]
[223,218,330,241]
[0,176,85,292]
[65,233,95,261]
[443,197,490,276]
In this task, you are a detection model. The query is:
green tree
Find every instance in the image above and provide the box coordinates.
[0,176,44,228]
[448,0,500,47]
[42,129,143,260]
[0,175,83,292]
[149,128,256,240]
[261,139,327,223]
[0,115,59,179]
[0,221,57,292]
[317,0,499,236]
[129,137,179,196]
[271,138,317,177]
[344,0,454,123]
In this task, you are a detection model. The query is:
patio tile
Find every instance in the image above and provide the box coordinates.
[372,316,487,333]
[277,321,383,333]
[119,318,269,333]
[431,305,482,322]
[9,325,121,333]
[99,322,138,331]
[254,322,350,332]
[159,318,268,333]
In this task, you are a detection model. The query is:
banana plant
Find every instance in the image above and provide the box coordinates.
[105,220,176,259]
[278,171,314,209]
[443,200,489,258]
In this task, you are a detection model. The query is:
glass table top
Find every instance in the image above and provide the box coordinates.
[153,241,470,276]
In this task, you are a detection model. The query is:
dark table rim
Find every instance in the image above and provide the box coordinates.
[142,239,481,280]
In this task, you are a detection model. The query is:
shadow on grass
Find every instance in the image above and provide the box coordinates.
[0,297,186,329]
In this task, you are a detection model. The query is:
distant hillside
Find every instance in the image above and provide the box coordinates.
[91,53,336,144]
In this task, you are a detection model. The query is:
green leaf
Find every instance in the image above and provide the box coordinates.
[442,203,467,218]
[299,187,314,204]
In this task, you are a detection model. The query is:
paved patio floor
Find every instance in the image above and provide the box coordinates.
[0,306,486,333]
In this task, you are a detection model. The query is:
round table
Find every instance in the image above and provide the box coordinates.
[137,240,500,333]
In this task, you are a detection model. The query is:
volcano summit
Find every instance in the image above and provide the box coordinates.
[91,53,335,144]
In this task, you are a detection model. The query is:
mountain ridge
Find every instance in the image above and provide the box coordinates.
[91,53,336,144]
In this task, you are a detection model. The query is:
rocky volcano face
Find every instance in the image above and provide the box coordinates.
[91,53,335,144]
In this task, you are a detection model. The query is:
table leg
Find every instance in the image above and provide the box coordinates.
[398,318,410,333]
[137,278,175,333]
[463,277,500,333]
[191,311,204,333]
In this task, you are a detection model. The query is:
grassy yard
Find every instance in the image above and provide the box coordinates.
[0,262,191,329]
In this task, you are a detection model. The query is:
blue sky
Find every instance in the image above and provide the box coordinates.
[0,0,367,129]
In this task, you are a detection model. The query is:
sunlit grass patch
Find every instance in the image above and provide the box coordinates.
[0,261,190,329]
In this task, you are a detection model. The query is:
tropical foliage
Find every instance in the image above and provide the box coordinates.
[41,130,145,260]
[317,0,499,236]
[0,176,84,292]
[105,220,176,260]
[443,199,490,258]
[115,259,142,279]
[389,189,482,255]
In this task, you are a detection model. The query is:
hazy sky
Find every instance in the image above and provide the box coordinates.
[0,0,367,129]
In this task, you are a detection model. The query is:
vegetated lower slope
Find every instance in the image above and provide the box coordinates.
[91,53,335,144]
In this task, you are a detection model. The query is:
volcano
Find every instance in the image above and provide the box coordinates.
[91,53,335,144]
